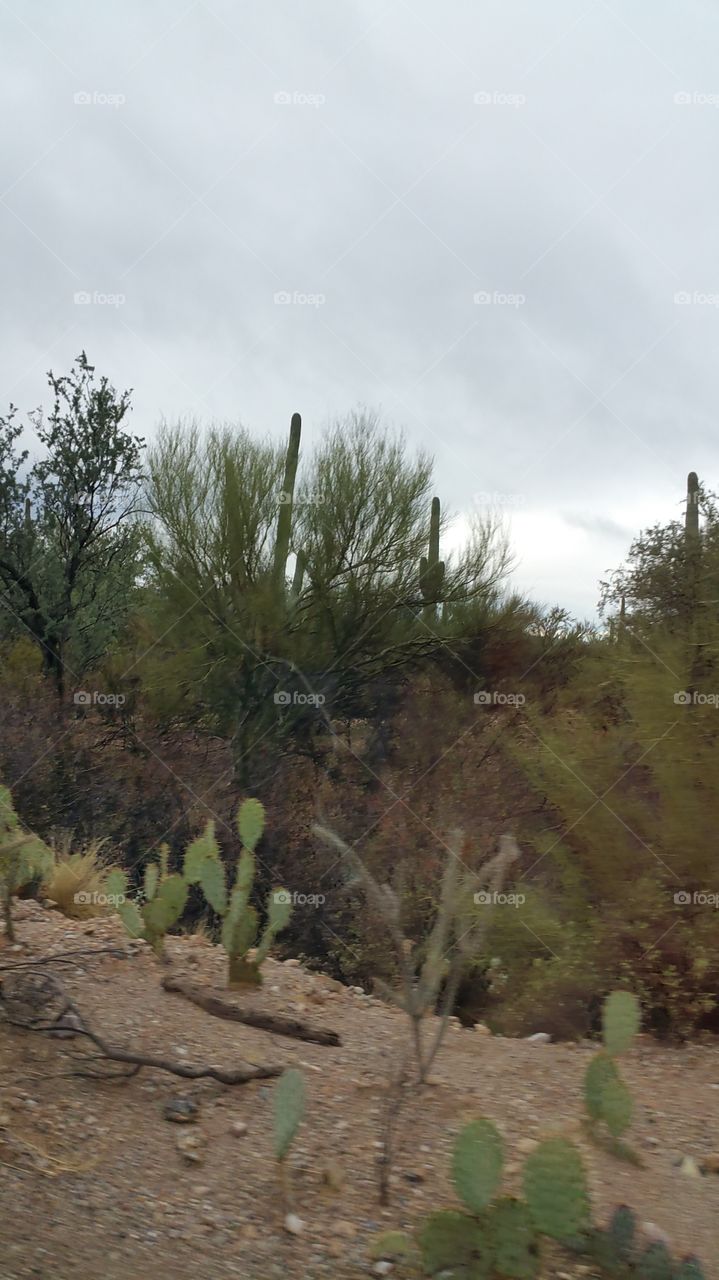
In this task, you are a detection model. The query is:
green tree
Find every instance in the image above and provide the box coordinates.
[0,353,144,698]
[141,411,511,782]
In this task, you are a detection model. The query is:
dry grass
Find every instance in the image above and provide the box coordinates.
[42,836,117,919]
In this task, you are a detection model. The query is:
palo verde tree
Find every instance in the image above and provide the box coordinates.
[0,353,144,699]
[141,409,511,783]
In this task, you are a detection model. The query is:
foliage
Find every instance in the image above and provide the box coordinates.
[0,784,54,941]
[0,353,144,697]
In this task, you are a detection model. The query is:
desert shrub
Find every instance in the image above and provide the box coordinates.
[43,836,118,919]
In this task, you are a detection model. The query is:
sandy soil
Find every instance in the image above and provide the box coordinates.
[0,902,717,1280]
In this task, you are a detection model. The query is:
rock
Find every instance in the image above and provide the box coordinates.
[331,1220,357,1238]
[402,1171,425,1183]
[283,959,301,968]
[525,1032,551,1044]
[516,1137,538,1154]
[175,1130,206,1164]
[229,1120,248,1138]
[164,1097,200,1124]
[641,1222,672,1248]
[700,1153,719,1175]
[474,1023,492,1035]
[284,1213,305,1235]
[373,1263,394,1276]
[321,1160,345,1190]
[678,1156,702,1179]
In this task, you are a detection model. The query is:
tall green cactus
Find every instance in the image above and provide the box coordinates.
[184,799,292,986]
[419,495,445,619]
[685,470,700,541]
[110,846,188,958]
[273,412,302,589]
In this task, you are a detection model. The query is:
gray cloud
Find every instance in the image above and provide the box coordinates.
[2,0,718,616]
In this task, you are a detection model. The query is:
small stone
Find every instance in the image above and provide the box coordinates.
[331,1220,357,1238]
[678,1156,702,1179]
[641,1222,672,1248]
[525,1032,551,1044]
[402,1171,424,1184]
[164,1097,199,1124]
[474,1023,492,1035]
[283,959,301,968]
[321,1160,345,1190]
[700,1153,719,1175]
[516,1138,538,1155]
[229,1120,248,1138]
[373,1263,394,1276]
[284,1213,305,1235]
[175,1130,206,1164]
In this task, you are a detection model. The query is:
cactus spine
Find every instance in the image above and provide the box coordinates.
[273,412,301,589]
[419,495,445,620]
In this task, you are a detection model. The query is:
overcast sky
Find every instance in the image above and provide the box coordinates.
[2,0,718,617]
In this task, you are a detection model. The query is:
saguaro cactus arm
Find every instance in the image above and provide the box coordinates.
[273,413,302,588]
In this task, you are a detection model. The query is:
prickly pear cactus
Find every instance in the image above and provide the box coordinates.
[419,1211,492,1278]
[636,1241,674,1280]
[523,1138,590,1241]
[273,1067,305,1162]
[488,1197,539,1279]
[452,1118,504,1213]
[675,1258,707,1280]
[113,857,188,955]
[602,991,640,1054]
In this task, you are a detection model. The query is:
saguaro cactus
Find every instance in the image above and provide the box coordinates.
[685,470,700,541]
[419,495,445,619]
[273,412,302,589]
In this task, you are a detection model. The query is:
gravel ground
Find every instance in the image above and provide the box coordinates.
[0,902,717,1280]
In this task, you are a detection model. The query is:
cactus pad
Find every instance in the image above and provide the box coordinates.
[452,1118,504,1213]
[273,1067,305,1161]
[523,1138,590,1241]
[602,990,640,1055]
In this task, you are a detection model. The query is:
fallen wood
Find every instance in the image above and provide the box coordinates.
[1,968,285,1085]
[162,974,342,1046]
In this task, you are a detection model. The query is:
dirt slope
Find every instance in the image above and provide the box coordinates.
[0,903,717,1280]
